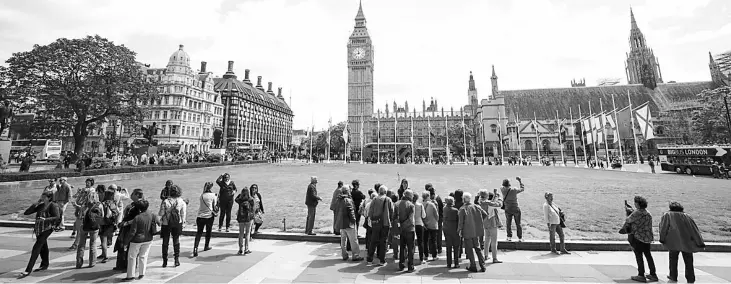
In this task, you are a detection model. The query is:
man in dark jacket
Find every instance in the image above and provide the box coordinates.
[395,190,416,272]
[305,176,321,235]
[336,186,362,261]
[351,180,366,230]
[216,173,237,232]
[113,189,144,271]
[426,183,444,253]
[367,185,393,266]
[443,196,460,268]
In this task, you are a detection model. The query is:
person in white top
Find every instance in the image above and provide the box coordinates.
[194,182,218,257]
[411,193,427,262]
[542,192,569,255]
[159,185,187,267]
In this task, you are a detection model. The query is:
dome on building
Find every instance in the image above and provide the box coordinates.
[168,44,190,67]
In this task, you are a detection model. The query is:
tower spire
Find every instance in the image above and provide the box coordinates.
[491,65,497,79]
[468,71,476,91]
[630,6,638,30]
[355,0,366,21]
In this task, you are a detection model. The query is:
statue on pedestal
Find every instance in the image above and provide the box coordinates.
[141,122,159,145]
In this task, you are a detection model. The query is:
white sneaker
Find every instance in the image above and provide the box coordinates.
[518,238,524,242]
[507,237,512,241]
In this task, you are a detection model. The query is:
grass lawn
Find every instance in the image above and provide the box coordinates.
[2,162,730,242]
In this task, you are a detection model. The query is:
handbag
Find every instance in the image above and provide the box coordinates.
[550,204,566,228]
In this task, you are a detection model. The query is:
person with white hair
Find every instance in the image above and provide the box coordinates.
[479,189,503,263]
[458,192,487,272]
[304,176,322,235]
[366,185,393,266]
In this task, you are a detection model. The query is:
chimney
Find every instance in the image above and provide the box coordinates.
[200,61,207,73]
[179,44,184,50]
[277,87,283,99]
[243,69,251,85]
[267,82,274,94]
[256,76,264,90]
[222,61,237,79]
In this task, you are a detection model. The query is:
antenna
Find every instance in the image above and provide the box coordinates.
[289,88,292,107]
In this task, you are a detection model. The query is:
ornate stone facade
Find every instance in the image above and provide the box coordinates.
[625,9,663,88]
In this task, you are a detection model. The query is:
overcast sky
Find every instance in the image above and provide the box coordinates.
[1,0,729,130]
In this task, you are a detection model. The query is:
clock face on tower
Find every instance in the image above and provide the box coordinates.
[352,47,366,60]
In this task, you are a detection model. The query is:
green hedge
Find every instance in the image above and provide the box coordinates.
[0,160,267,182]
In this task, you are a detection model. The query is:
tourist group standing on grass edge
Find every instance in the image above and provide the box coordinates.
[18,173,706,283]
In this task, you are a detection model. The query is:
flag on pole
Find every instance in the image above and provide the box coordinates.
[343,121,349,144]
[327,117,332,147]
[606,114,618,143]
[634,103,655,140]
[582,118,593,143]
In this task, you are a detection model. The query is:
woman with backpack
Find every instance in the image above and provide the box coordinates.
[99,190,120,263]
[235,185,255,255]
[193,182,218,257]
[76,191,103,269]
[18,191,60,278]
[158,185,187,267]
[251,184,264,235]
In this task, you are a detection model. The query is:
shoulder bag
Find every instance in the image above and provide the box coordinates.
[371,199,387,229]
[550,204,566,228]
[501,188,510,210]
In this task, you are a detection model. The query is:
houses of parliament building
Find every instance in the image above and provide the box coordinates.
[347,3,729,160]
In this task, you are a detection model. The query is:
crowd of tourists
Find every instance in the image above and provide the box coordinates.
[18,174,265,281]
[306,177,706,282]
[19,173,707,283]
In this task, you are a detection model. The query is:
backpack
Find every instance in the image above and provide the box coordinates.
[102,201,120,225]
[166,199,181,227]
[83,203,104,231]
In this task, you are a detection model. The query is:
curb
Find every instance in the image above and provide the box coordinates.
[1,220,729,252]
[0,161,268,190]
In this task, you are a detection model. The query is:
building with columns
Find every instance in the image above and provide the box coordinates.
[135,45,224,153]
[213,61,294,152]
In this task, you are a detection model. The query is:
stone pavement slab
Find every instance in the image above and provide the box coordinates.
[0,227,730,283]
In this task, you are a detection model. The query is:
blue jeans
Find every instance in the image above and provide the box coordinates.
[76,230,98,268]
[305,205,316,234]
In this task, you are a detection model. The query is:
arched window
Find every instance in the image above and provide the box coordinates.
[490,124,497,133]
[656,126,665,135]
[525,140,533,151]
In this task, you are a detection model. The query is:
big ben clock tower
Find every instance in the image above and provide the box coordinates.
[348,1,373,151]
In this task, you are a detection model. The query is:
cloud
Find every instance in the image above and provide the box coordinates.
[0,0,726,130]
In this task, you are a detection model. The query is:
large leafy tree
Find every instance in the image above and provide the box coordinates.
[4,35,159,154]
[692,86,731,144]
[435,123,475,156]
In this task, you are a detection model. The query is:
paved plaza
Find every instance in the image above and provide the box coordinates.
[0,227,729,283]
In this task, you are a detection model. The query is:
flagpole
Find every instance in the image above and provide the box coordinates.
[578,105,588,168]
[327,115,331,163]
[394,113,397,165]
[480,112,486,165]
[516,111,522,160]
[534,112,541,163]
[588,103,599,168]
[611,94,625,170]
[309,117,313,164]
[344,120,348,165]
[498,109,504,165]
[556,110,565,166]
[600,98,610,170]
[377,112,380,164]
[570,108,578,167]
[628,90,642,172]
[410,115,415,165]
[445,112,450,164]
[462,108,467,165]
[360,117,364,165]
[427,115,432,164]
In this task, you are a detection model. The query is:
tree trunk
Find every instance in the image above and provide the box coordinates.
[73,122,87,155]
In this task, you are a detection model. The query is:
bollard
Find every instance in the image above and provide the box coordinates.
[282,217,287,232]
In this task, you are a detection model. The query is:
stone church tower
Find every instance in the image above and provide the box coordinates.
[468,71,478,113]
[347,1,374,150]
[625,8,663,89]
